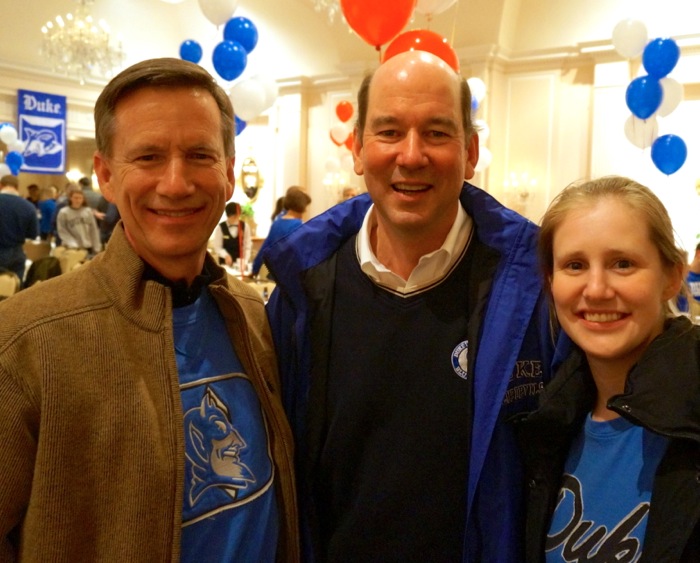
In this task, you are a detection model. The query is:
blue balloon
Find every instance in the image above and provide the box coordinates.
[179,39,203,64]
[5,151,23,175]
[223,17,259,54]
[643,38,680,79]
[625,76,662,119]
[212,40,247,81]
[471,96,478,112]
[235,115,247,136]
[651,134,687,175]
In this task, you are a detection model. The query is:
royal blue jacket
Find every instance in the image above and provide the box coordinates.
[264,183,567,562]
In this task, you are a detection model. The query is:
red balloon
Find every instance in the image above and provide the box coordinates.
[383,29,459,72]
[340,0,416,49]
[344,131,354,150]
[336,101,354,123]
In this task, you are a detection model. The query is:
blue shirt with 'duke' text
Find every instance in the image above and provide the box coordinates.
[174,289,278,563]
[546,414,667,562]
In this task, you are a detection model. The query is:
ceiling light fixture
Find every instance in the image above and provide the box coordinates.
[311,0,343,25]
[40,0,125,85]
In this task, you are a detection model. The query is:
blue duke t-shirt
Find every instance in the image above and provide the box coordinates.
[546,414,667,562]
[174,290,278,562]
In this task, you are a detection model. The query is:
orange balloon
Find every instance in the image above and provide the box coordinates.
[344,131,354,150]
[340,0,416,49]
[383,29,459,72]
[336,101,354,123]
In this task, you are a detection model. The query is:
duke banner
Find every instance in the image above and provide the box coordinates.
[17,89,66,174]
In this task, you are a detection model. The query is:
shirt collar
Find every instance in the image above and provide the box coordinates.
[356,203,473,296]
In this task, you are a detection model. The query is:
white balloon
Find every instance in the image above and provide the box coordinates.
[415,0,457,16]
[474,146,492,173]
[467,77,487,104]
[325,156,341,173]
[0,163,11,177]
[251,73,279,112]
[624,114,658,149]
[474,119,490,142]
[7,139,26,154]
[330,123,350,145]
[197,0,239,26]
[0,124,18,145]
[230,78,267,121]
[658,77,683,117]
[612,19,648,59]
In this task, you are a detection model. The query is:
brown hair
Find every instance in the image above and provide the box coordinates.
[283,186,311,213]
[94,58,235,158]
[0,175,19,188]
[66,185,87,208]
[225,201,241,216]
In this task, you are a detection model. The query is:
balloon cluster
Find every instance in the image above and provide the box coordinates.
[329,101,354,150]
[339,0,460,71]
[0,123,26,176]
[613,19,686,175]
[179,0,278,135]
[467,78,491,172]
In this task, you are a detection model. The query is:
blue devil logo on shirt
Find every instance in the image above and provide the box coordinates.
[184,386,256,508]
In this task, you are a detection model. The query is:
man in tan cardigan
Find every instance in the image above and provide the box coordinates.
[0,58,299,562]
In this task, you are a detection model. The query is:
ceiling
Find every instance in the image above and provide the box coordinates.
[2,0,495,83]
[3,1,699,88]
[5,0,700,87]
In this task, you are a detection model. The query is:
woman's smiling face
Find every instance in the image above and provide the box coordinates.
[551,196,680,372]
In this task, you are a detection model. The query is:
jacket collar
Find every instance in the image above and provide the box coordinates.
[93,223,227,330]
[530,316,700,439]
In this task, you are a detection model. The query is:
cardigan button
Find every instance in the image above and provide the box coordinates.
[528,479,537,489]
[619,404,632,413]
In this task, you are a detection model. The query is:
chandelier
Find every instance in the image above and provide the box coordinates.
[311,0,343,25]
[40,0,125,84]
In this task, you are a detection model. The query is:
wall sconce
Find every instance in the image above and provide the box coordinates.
[504,171,537,203]
[241,157,262,201]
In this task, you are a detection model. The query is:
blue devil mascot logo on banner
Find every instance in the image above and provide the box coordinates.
[18,89,66,174]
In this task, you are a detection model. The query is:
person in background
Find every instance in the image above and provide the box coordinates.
[251,186,311,279]
[56,187,102,256]
[0,174,39,282]
[212,201,252,270]
[96,195,120,246]
[338,186,358,202]
[78,175,101,210]
[263,50,564,562]
[49,182,75,246]
[686,242,700,303]
[25,184,40,208]
[519,176,699,562]
[0,57,299,562]
[271,195,285,223]
[37,186,57,241]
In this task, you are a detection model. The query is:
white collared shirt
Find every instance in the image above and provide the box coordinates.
[356,203,473,296]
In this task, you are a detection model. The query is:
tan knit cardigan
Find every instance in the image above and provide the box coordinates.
[0,225,299,562]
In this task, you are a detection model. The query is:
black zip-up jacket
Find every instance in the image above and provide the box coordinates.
[516,316,700,562]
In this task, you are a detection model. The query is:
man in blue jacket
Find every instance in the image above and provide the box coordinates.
[264,50,564,562]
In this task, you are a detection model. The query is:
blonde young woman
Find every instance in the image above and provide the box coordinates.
[519,176,700,562]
